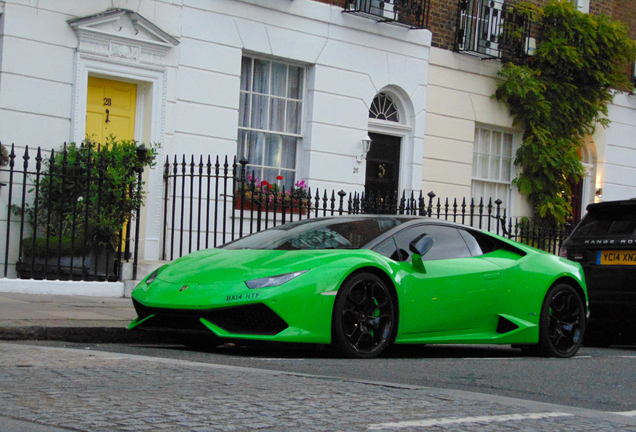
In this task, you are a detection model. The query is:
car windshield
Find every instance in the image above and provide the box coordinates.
[222,217,406,250]
[573,207,636,237]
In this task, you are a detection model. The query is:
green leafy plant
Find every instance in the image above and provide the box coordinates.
[0,143,8,166]
[494,1,636,223]
[18,137,159,256]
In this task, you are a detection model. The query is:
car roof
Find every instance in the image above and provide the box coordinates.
[309,215,486,249]
[587,198,636,210]
[302,214,481,229]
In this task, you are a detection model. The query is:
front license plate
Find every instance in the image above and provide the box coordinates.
[597,251,636,265]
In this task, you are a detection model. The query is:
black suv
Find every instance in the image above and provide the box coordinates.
[560,199,636,346]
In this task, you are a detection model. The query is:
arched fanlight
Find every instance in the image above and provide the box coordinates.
[369,92,400,122]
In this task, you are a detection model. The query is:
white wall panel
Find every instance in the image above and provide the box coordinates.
[310,92,369,130]
[178,39,241,75]
[0,74,73,119]
[267,27,328,64]
[427,86,474,120]
[425,136,473,165]
[307,123,361,157]
[173,101,238,140]
[2,3,78,47]
[0,111,71,148]
[425,113,474,143]
[234,18,272,55]
[180,6,242,46]
[1,38,75,83]
[171,133,238,160]
[422,159,472,186]
[312,66,375,104]
[604,164,636,188]
[176,67,240,109]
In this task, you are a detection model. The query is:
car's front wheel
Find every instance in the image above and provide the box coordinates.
[332,272,395,359]
[536,284,586,358]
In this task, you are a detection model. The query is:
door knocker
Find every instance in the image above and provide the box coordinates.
[378,164,386,179]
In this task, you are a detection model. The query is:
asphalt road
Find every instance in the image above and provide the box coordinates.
[16,340,636,413]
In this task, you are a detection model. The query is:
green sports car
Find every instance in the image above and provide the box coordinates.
[129,215,588,358]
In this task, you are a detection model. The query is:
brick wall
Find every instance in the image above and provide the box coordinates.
[611,0,636,40]
[309,1,635,52]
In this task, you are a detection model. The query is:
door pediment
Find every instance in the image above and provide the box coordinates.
[68,8,179,67]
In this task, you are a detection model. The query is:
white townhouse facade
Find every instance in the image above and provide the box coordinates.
[1,0,635,294]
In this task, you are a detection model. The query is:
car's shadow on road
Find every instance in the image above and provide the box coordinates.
[149,341,529,360]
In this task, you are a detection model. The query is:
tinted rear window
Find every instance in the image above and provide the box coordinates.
[572,208,636,238]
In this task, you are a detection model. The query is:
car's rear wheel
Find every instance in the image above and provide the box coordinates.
[536,284,585,358]
[332,272,395,359]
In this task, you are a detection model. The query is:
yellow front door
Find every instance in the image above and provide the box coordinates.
[86,77,137,144]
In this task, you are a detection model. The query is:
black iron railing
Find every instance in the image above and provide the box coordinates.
[340,0,431,29]
[1,146,572,281]
[454,0,533,64]
[0,143,144,281]
[161,156,572,260]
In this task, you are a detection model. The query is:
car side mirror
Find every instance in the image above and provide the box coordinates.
[409,234,434,272]
[409,234,434,256]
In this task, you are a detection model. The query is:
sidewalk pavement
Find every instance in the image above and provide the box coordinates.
[0,292,151,343]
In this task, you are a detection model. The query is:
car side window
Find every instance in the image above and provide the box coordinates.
[458,229,483,256]
[372,238,403,261]
[393,225,472,262]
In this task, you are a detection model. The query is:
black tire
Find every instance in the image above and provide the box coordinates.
[332,272,395,359]
[536,284,586,358]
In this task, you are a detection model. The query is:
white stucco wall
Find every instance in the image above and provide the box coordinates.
[0,0,431,284]
[595,92,636,202]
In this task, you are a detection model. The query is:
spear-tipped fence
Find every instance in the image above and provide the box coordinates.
[160,156,573,261]
[0,142,144,281]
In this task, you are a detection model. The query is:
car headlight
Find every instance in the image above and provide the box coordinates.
[146,265,168,285]
[245,270,308,289]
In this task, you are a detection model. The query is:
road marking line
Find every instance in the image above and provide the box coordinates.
[612,410,636,417]
[367,412,573,430]
[461,358,520,360]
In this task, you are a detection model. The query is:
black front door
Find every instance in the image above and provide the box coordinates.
[365,133,401,197]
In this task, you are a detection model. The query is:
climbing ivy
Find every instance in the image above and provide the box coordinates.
[494,0,636,223]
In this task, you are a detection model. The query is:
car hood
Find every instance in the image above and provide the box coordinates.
[155,248,360,284]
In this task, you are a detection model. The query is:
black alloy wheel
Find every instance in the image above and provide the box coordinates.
[332,272,395,359]
[537,284,586,358]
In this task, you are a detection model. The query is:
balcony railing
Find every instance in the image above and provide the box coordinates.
[454,0,533,64]
[340,0,430,29]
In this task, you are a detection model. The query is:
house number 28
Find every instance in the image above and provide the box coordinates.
[103,98,112,106]
[353,167,359,174]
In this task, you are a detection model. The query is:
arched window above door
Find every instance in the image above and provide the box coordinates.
[369,92,400,122]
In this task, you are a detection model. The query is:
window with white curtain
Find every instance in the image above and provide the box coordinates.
[471,127,516,212]
[571,0,589,13]
[237,56,304,190]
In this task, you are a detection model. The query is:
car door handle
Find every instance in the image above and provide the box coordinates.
[483,272,502,281]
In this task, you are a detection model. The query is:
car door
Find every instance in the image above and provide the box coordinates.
[392,224,504,334]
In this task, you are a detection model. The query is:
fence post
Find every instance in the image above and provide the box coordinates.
[132,144,148,281]
[2,144,16,277]
[426,191,435,216]
[338,190,347,215]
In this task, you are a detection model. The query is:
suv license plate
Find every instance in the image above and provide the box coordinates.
[597,251,636,265]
